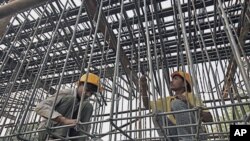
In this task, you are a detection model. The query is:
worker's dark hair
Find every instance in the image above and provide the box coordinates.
[180,77,192,92]
[78,82,98,92]
[186,82,192,92]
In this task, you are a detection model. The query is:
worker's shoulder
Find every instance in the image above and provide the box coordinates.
[184,92,195,97]
[49,88,75,97]
[58,88,75,95]
[155,96,174,102]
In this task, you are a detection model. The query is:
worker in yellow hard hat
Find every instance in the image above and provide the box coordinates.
[35,73,103,141]
[140,71,213,141]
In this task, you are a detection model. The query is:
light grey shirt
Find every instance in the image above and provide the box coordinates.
[35,88,76,119]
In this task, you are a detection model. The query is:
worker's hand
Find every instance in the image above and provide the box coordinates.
[55,116,77,125]
[175,94,187,102]
[201,111,213,122]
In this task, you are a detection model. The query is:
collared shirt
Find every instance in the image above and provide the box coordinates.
[150,92,209,124]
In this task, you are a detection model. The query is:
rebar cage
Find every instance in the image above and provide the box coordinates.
[0,0,250,140]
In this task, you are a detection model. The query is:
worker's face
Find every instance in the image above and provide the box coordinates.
[170,75,185,92]
[77,83,97,98]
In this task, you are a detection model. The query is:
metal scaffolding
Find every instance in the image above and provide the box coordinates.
[0,0,249,140]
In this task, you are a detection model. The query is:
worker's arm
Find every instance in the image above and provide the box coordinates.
[35,90,76,125]
[139,75,150,109]
[54,116,77,125]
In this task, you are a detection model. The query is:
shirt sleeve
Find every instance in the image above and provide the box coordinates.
[150,100,159,111]
[34,89,73,119]
[149,97,173,112]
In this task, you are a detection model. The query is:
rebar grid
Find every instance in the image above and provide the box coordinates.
[0,0,249,140]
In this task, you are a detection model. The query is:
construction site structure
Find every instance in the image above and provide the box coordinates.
[0,0,250,140]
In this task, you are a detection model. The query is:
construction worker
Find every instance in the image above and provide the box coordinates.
[35,73,102,141]
[140,71,213,141]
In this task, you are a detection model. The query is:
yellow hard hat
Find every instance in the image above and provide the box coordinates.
[171,71,192,87]
[78,73,103,92]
